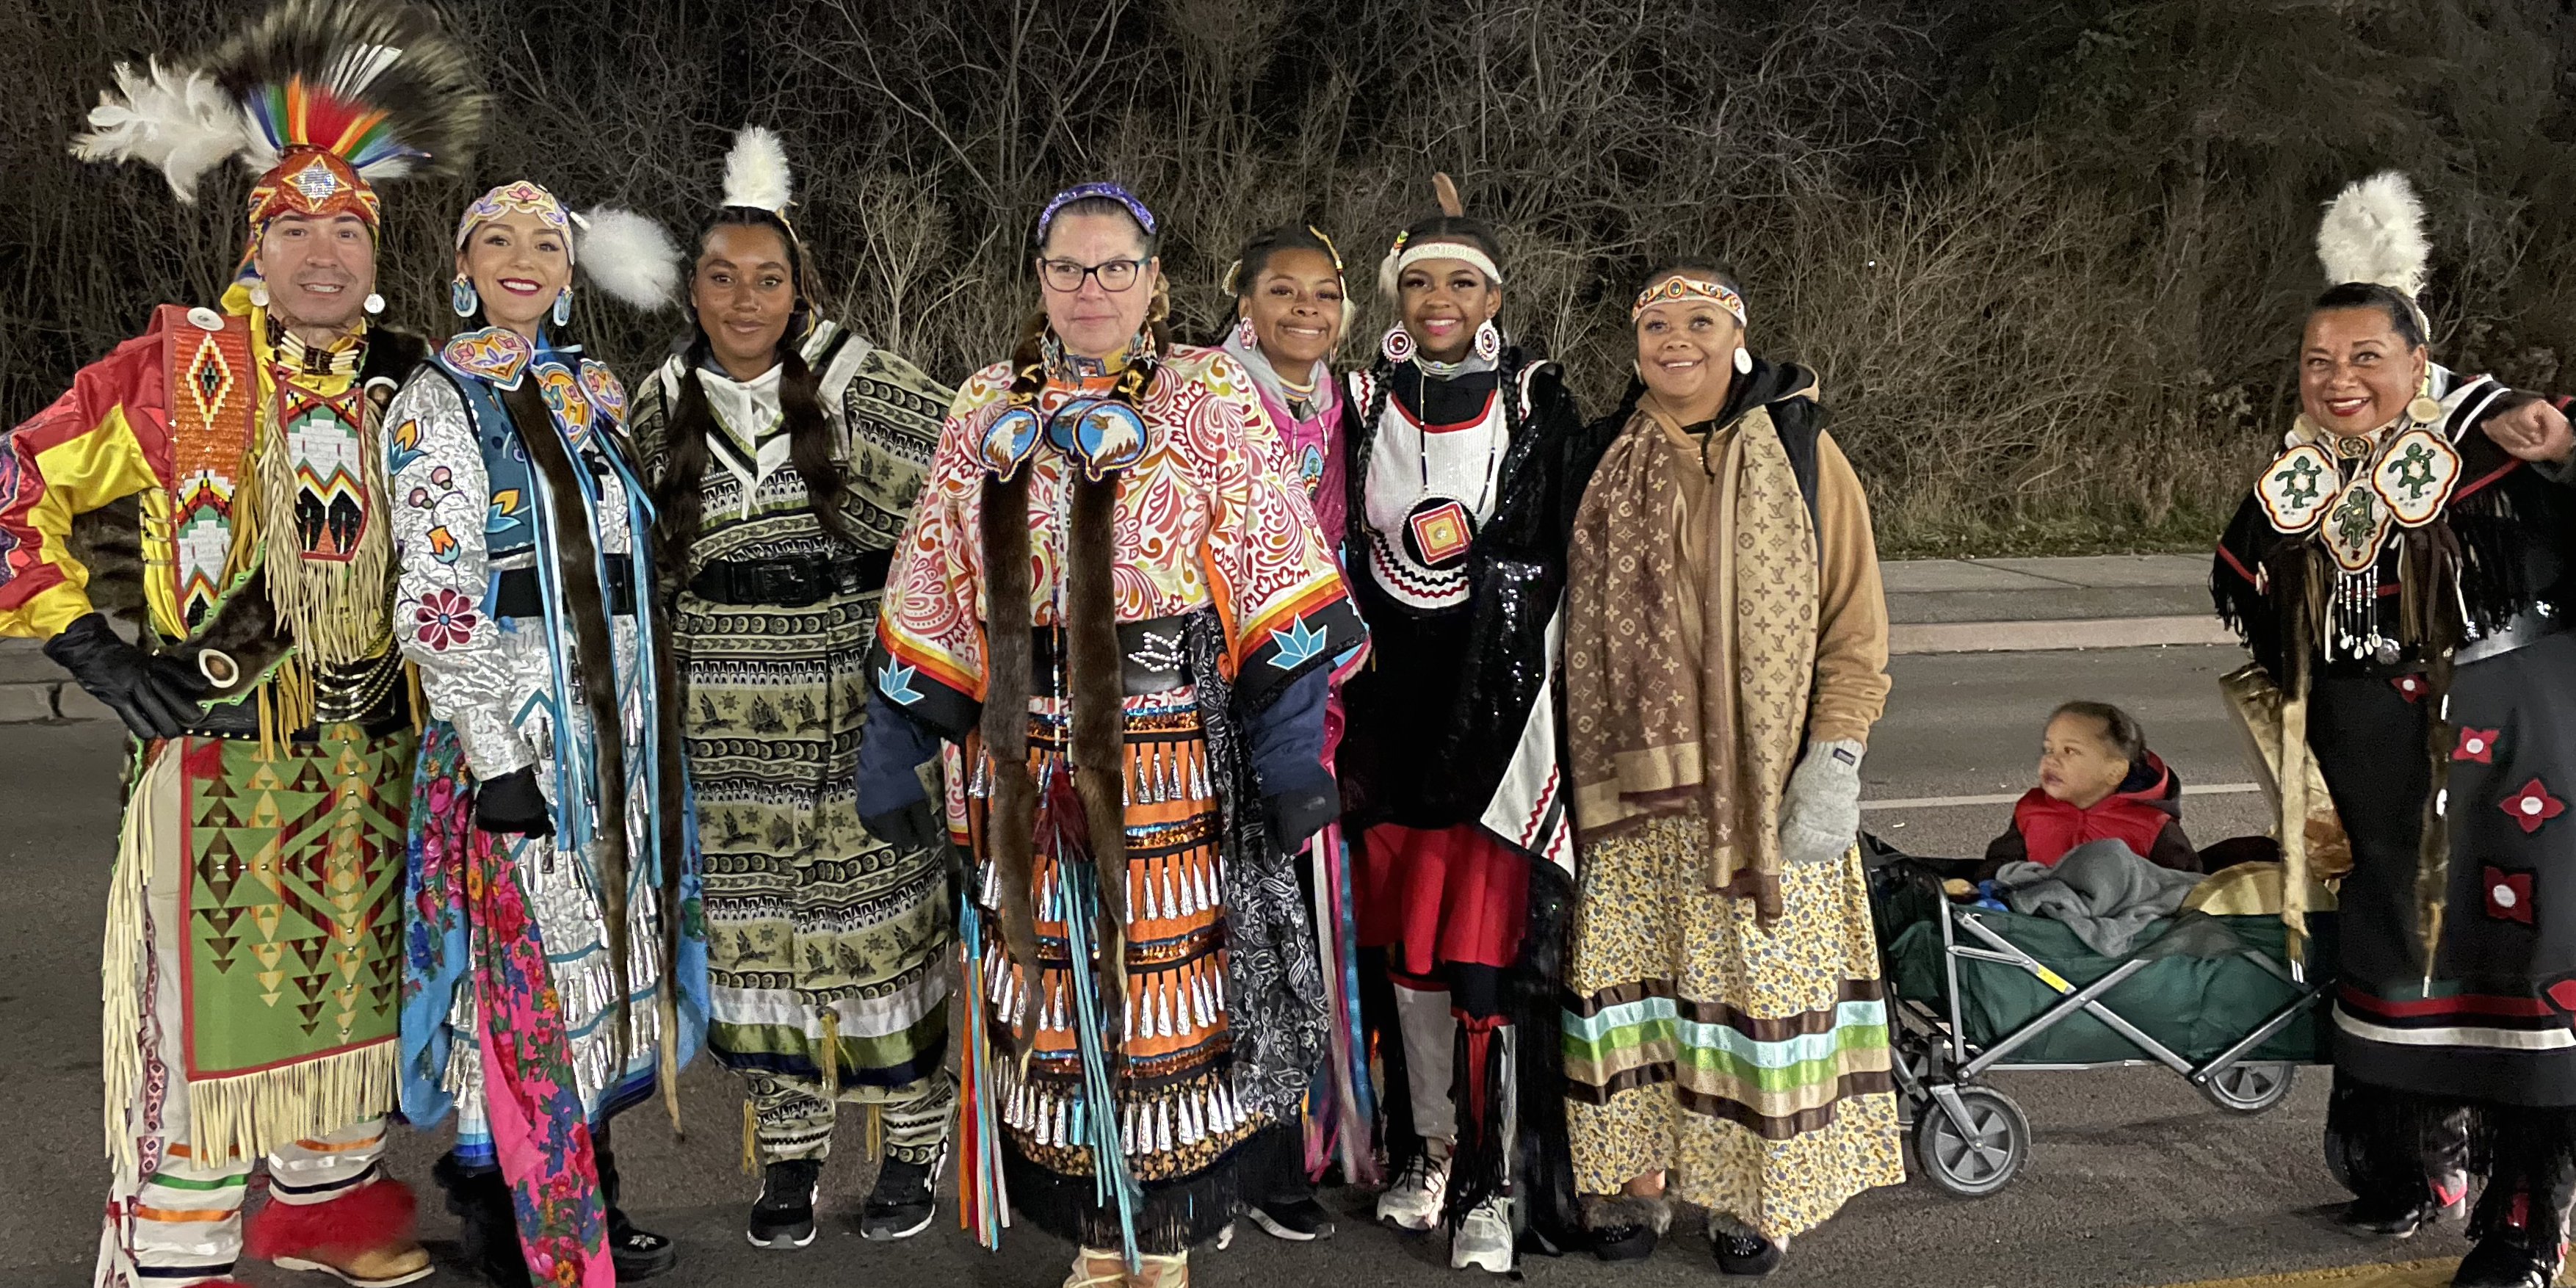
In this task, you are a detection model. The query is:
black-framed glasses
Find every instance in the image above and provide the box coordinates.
[1038,257,1147,293]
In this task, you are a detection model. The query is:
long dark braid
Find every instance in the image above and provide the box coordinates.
[651,207,848,560]
[1345,354,1394,560]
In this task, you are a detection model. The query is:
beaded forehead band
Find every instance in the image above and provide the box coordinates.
[1035,181,1159,245]
[1392,237,1504,286]
[455,180,576,260]
[1632,275,1745,326]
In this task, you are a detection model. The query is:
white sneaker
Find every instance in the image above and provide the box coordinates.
[1376,1150,1450,1231]
[1450,1195,1513,1273]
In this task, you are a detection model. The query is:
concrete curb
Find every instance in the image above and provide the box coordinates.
[1889,614,2237,656]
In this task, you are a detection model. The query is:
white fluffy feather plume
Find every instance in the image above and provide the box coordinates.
[70,61,254,201]
[2317,170,2430,295]
[720,126,793,213]
[574,206,681,311]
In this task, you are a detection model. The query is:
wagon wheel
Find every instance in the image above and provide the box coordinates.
[2201,1061,2295,1115]
[1913,1085,2030,1198]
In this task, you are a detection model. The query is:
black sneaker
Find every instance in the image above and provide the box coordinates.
[860,1156,938,1241]
[435,1154,531,1288]
[748,1159,822,1250]
[1248,1196,1337,1242]
[2337,1193,2442,1239]
[606,1207,678,1281]
[2451,1231,2564,1288]
[1712,1222,1786,1277]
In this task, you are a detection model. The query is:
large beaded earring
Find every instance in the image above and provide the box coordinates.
[1234,315,1259,351]
[551,286,574,329]
[450,275,479,319]
[1381,323,1415,364]
[1472,318,1502,363]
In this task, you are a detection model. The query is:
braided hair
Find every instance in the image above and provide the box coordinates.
[652,207,849,559]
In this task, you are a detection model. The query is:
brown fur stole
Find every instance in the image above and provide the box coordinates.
[499,376,637,1071]
[978,470,1041,1037]
[975,467,1135,1051]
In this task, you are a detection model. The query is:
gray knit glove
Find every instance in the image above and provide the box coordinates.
[1779,739,1864,867]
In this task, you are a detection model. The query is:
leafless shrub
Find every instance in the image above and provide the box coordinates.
[6,0,2572,551]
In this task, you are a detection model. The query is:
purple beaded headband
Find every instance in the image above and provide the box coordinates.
[1035,181,1159,245]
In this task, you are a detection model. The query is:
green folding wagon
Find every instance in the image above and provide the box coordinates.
[1864,839,2335,1198]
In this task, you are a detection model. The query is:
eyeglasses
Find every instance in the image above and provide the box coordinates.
[1038,257,1148,293]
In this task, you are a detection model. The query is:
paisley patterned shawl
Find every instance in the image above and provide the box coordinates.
[1565,397,1817,918]
[869,346,1363,736]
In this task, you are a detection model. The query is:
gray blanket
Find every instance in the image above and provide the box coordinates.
[1993,839,2203,957]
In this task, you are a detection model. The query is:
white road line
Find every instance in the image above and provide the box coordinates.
[1861,783,2262,811]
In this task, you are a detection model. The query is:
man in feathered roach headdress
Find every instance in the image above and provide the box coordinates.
[0,3,485,1285]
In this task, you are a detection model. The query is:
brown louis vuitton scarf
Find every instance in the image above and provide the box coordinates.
[1565,397,1817,919]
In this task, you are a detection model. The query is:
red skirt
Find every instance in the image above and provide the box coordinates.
[1356,822,1527,977]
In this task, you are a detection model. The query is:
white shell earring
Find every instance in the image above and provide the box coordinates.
[1733,347,1753,375]
[248,281,270,308]
[2408,377,2442,424]
[363,292,385,316]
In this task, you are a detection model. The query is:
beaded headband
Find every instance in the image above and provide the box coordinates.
[454,180,575,260]
[1035,181,1159,246]
[1392,239,1503,286]
[1632,275,1746,326]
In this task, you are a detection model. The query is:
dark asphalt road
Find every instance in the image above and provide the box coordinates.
[0,648,2439,1288]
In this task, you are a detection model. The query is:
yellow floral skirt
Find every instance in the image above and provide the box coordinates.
[1563,811,1904,1238]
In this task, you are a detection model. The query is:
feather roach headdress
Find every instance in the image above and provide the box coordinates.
[2316,170,2436,344]
[720,126,794,214]
[2317,170,2430,297]
[71,0,486,272]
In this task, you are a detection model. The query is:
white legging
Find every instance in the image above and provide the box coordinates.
[100,1118,387,1287]
[1392,979,1458,1144]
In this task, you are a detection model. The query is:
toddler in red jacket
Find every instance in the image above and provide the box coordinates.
[1980,701,2199,877]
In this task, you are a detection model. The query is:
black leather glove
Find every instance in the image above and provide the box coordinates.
[864,797,945,853]
[1262,778,1341,858]
[474,766,556,837]
[43,612,208,739]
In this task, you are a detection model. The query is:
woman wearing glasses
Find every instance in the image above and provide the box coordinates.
[856,183,1361,1287]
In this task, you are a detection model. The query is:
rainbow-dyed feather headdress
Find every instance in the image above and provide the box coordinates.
[70,0,486,272]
